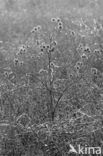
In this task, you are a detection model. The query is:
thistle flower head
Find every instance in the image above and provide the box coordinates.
[76,61,83,67]
[51,18,57,22]
[39,44,44,52]
[14,58,19,65]
[75,64,80,71]
[56,17,61,23]
[31,26,38,33]
[46,44,50,49]
[94,48,101,55]
[84,45,91,54]
[42,45,46,49]
[18,45,26,55]
[41,42,46,49]
[58,21,63,25]
[58,25,63,30]
[81,53,88,59]
[37,25,41,30]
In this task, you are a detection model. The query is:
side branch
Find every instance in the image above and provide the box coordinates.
[53,82,69,116]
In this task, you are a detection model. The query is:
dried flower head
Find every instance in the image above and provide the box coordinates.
[56,17,61,23]
[17,45,26,55]
[51,18,57,22]
[39,45,44,52]
[14,58,19,65]
[31,27,38,33]
[46,44,50,49]
[42,42,46,49]
[58,22,63,26]
[76,61,83,67]
[84,46,91,54]
[75,65,80,70]
[94,49,101,55]
[42,45,46,49]
[58,25,63,30]
[81,53,88,59]
[40,48,44,52]
[37,25,42,31]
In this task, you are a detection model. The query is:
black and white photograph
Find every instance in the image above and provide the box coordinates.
[0,0,103,155]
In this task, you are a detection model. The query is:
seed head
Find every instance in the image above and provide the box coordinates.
[37,25,42,31]
[56,17,61,23]
[75,65,80,70]
[58,25,63,30]
[84,46,91,54]
[58,21,63,26]
[14,58,19,65]
[76,61,83,67]
[94,49,101,55]
[40,48,44,52]
[42,42,46,49]
[51,18,56,22]
[42,45,46,49]
[81,53,88,59]
[49,47,55,52]
[31,27,38,33]
[46,44,50,49]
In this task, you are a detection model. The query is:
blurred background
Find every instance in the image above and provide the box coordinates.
[0,0,102,43]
